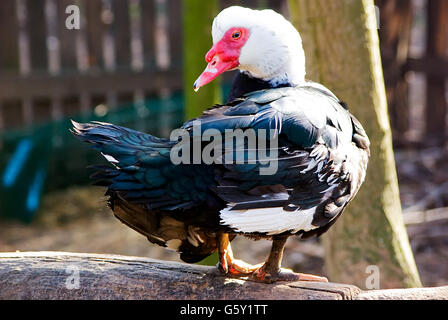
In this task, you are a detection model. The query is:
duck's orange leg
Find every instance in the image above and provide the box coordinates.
[217,233,261,276]
[252,236,329,284]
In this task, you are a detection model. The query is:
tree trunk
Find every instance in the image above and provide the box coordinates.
[288,0,421,289]
[183,0,221,120]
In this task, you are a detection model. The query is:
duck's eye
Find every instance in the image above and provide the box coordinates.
[232,31,241,39]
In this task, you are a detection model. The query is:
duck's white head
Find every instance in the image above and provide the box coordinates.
[194,6,306,91]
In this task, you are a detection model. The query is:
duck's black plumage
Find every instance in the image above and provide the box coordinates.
[226,71,293,103]
[72,74,369,263]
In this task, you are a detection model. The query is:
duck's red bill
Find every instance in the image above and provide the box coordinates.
[193,55,238,92]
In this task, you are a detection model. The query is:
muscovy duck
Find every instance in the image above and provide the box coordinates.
[72,6,370,283]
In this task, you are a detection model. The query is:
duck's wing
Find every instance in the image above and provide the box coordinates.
[183,84,369,237]
[71,121,216,211]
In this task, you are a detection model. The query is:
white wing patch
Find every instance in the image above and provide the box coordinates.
[220,206,318,235]
[101,152,119,164]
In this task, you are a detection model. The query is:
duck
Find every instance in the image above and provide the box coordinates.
[71,6,370,283]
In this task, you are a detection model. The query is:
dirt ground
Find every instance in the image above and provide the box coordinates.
[1,147,448,288]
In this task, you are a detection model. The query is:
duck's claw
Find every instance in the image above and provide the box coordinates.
[252,265,329,284]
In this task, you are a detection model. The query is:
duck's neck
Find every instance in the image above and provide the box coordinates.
[226,71,293,103]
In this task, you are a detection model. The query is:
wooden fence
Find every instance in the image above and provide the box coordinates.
[0,0,288,222]
[0,0,183,132]
[378,0,448,148]
[0,0,446,147]
[0,0,286,133]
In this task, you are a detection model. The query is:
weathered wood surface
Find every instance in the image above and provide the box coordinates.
[0,252,446,300]
[357,286,448,300]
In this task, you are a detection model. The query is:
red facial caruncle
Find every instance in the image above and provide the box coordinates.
[193,27,250,91]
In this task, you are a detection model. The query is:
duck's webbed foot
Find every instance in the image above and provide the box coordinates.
[252,265,328,283]
[217,233,261,276]
[217,233,328,283]
[251,235,328,284]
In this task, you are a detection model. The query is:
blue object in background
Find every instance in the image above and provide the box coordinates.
[26,168,47,213]
[0,86,232,223]
[0,94,185,223]
[0,127,51,223]
[2,139,33,188]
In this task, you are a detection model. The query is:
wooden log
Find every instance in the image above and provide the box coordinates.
[0,252,446,300]
[357,287,448,300]
[0,251,358,300]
